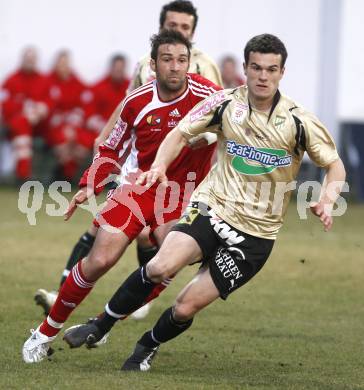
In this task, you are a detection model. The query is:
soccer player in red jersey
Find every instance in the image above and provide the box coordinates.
[23,29,221,363]
[34,0,222,320]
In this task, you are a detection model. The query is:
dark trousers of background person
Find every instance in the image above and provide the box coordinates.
[345,123,364,202]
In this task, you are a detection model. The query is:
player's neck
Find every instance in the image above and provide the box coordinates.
[156,80,188,102]
[248,94,274,112]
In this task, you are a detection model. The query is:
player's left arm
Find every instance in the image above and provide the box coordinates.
[302,111,346,231]
[310,158,346,231]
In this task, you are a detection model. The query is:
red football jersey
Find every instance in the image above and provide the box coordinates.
[84,75,129,133]
[91,76,129,119]
[44,71,92,128]
[80,73,221,194]
[1,69,48,122]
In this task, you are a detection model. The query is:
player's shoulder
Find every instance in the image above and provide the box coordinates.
[191,47,216,64]
[187,73,222,93]
[278,92,322,132]
[136,53,151,68]
[279,93,313,120]
[121,80,154,109]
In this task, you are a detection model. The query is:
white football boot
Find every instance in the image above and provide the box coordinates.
[34,289,58,315]
[22,327,56,363]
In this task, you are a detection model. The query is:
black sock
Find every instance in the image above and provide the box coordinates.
[137,245,158,267]
[139,307,194,348]
[95,266,156,333]
[60,232,95,286]
[94,312,119,335]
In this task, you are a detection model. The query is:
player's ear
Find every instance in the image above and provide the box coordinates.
[243,62,247,76]
[150,58,156,72]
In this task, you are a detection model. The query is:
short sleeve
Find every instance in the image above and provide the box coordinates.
[178,90,228,140]
[303,112,339,167]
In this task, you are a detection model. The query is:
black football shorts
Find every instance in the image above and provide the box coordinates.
[171,201,274,299]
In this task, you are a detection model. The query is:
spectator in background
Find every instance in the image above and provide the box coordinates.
[85,54,129,151]
[45,51,93,181]
[0,47,49,182]
[220,55,245,88]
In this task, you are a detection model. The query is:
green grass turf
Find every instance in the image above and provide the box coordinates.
[0,187,363,389]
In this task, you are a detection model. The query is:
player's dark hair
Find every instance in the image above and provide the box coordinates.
[159,0,198,33]
[150,29,191,61]
[244,34,288,68]
[110,54,126,65]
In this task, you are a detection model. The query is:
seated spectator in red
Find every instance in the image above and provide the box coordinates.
[85,54,129,149]
[1,47,48,181]
[45,51,93,181]
[220,55,245,88]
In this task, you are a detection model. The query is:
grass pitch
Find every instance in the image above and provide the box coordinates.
[1,187,363,389]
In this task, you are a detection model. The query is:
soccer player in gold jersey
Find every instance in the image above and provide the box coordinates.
[62,33,346,371]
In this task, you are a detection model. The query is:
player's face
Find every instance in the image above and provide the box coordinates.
[244,52,285,106]
[162,11,195,41]
[152,43,190,94]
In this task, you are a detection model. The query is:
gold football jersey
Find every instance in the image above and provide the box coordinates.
[177,86,339,239]
[128,47,223,92]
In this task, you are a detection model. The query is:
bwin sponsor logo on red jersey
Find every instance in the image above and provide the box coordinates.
[168,119,179,128]
[105,118,128,150]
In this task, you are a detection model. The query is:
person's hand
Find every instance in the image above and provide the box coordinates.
[136,165,168,187]
[93,135,103,154]
[310,201,333,232]
[64,188,92,221]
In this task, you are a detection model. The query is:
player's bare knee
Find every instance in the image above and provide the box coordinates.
[146,259,171,283]
[173,301,196,322]
[87,253,115,274]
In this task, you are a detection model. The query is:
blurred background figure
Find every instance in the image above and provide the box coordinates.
[45,50,93,182]
[220,55,245,88]
[86,54,129,151]
[0,47,49,182]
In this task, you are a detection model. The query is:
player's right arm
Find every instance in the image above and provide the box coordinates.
[93,99,124,153]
